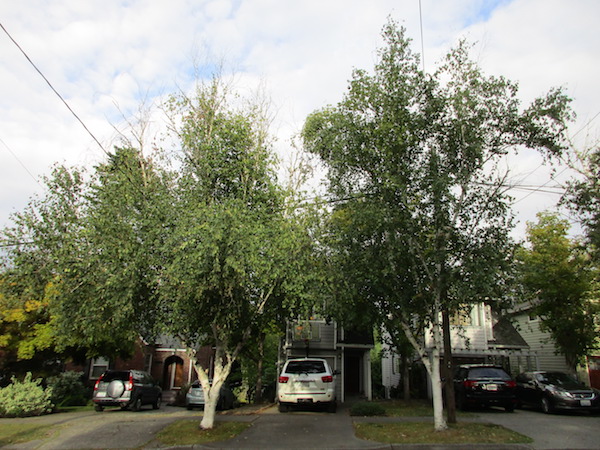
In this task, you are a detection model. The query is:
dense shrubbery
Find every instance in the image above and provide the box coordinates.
[349,401,386,416]
[47,371,89,407]
[0,373,54,417]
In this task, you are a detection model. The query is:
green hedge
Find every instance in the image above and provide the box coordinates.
[350,401,386,416]
[47,371,89,407]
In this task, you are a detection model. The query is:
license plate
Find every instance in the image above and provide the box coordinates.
[298,398,313,404]
[581,400,591,406]
[96,392,106,398]
[300,381,312,385]
[484,384,498,391]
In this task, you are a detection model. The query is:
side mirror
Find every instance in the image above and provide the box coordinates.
[332,370,341,376]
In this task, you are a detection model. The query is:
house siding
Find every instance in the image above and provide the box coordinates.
[513,313,570,373]
[381,303,535,398]
[281,320,373,402]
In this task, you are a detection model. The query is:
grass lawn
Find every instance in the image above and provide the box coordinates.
[355,421,533,445]
[377,399,434,416]
[358,399,476,418]
[155,420,251,446]
[0,422,59,446]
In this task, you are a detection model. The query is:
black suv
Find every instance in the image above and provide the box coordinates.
[454,364,516,412]
[93,370,162,412]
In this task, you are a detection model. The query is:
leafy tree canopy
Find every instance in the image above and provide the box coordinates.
[302,19,573,431]
[517,212,598,369]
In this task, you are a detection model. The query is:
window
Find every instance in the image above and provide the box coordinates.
[293,321,321,341]
[450,307,473,326]
[90,357,109,379]
[285,360,326,374]
[450,304,484,327]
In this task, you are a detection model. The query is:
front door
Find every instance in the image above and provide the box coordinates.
[344,352,361,396]
[163,355,184,390]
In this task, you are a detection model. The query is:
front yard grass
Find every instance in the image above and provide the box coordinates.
[0,422,59,446]
[155,419,251,446]
[354,399,476,417]
[355,421,533,445]
[377,399,434,416]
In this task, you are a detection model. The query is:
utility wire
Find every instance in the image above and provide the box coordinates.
[0,134,43,187]
[0,22,108,156]
[418,0,426,72]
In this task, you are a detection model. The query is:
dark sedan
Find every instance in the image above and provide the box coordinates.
[454,364,517,412]
[516,371,600,414]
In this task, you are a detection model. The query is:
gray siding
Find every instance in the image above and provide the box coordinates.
[513,313,570,373]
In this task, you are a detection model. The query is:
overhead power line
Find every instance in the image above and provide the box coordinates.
[0,134,42,187]
[0,22,108,156]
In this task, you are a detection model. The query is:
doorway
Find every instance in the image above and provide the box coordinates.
[163,355,184,390]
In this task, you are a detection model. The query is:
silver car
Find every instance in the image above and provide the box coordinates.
[277,358,337,412]
[185,380,235,410]
[93,370,161,412]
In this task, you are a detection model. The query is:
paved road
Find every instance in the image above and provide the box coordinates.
[469,407,600,449]
[2,404,599,449]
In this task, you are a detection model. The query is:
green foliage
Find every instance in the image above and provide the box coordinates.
[350,401,386,416]
[302,17,573,350]
[0,373,53,417]
[517,212,598,368]
[565,148,600,263]
[46,371,88,407]
[303,19,573,431]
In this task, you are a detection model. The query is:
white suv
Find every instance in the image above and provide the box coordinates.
[277,358,337,412]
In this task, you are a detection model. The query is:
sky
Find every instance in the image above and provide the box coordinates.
[1,0,598,241]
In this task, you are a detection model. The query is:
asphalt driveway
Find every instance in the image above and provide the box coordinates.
[2,403,599,449]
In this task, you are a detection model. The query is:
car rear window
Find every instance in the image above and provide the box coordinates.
[101,371,130,382]
[468,367,511,380]
[285,360,326,374]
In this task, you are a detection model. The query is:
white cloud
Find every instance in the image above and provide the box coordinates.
[0,0,597,240]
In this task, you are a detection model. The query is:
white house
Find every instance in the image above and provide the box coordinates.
[280,319,374,403]
[381,303,535,399]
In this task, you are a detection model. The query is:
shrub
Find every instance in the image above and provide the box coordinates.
[47,371,89,407]
[0,373,54,417]
[350,401,386,416]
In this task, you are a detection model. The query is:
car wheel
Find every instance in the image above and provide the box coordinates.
[94,404,104,412]
[278,403,289,413]
[186,404,193,410]
[153,395,161,410]
[541,397,553,414]
[131,396,142,412]
[327,401,337,413]
[505,403,515,412]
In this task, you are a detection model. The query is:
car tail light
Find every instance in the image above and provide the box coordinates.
[505,380,516,388]
[126,373,134,390]
[278,376,289,383]
[463,380,477,388]
[321,375,333,383]
[93,376,103,391]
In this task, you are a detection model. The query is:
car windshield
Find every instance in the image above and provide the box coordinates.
[468,367,510,380]
[535,372,578,386]
[100,371,130,382]
[285,360,326,374]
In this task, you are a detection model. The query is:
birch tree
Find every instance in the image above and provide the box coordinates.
[303,20,573,431]
[162,78,314,429]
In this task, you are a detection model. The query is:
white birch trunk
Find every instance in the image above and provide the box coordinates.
[400,310,447,432]
[190,344,232,430]
[429,311,447,431]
